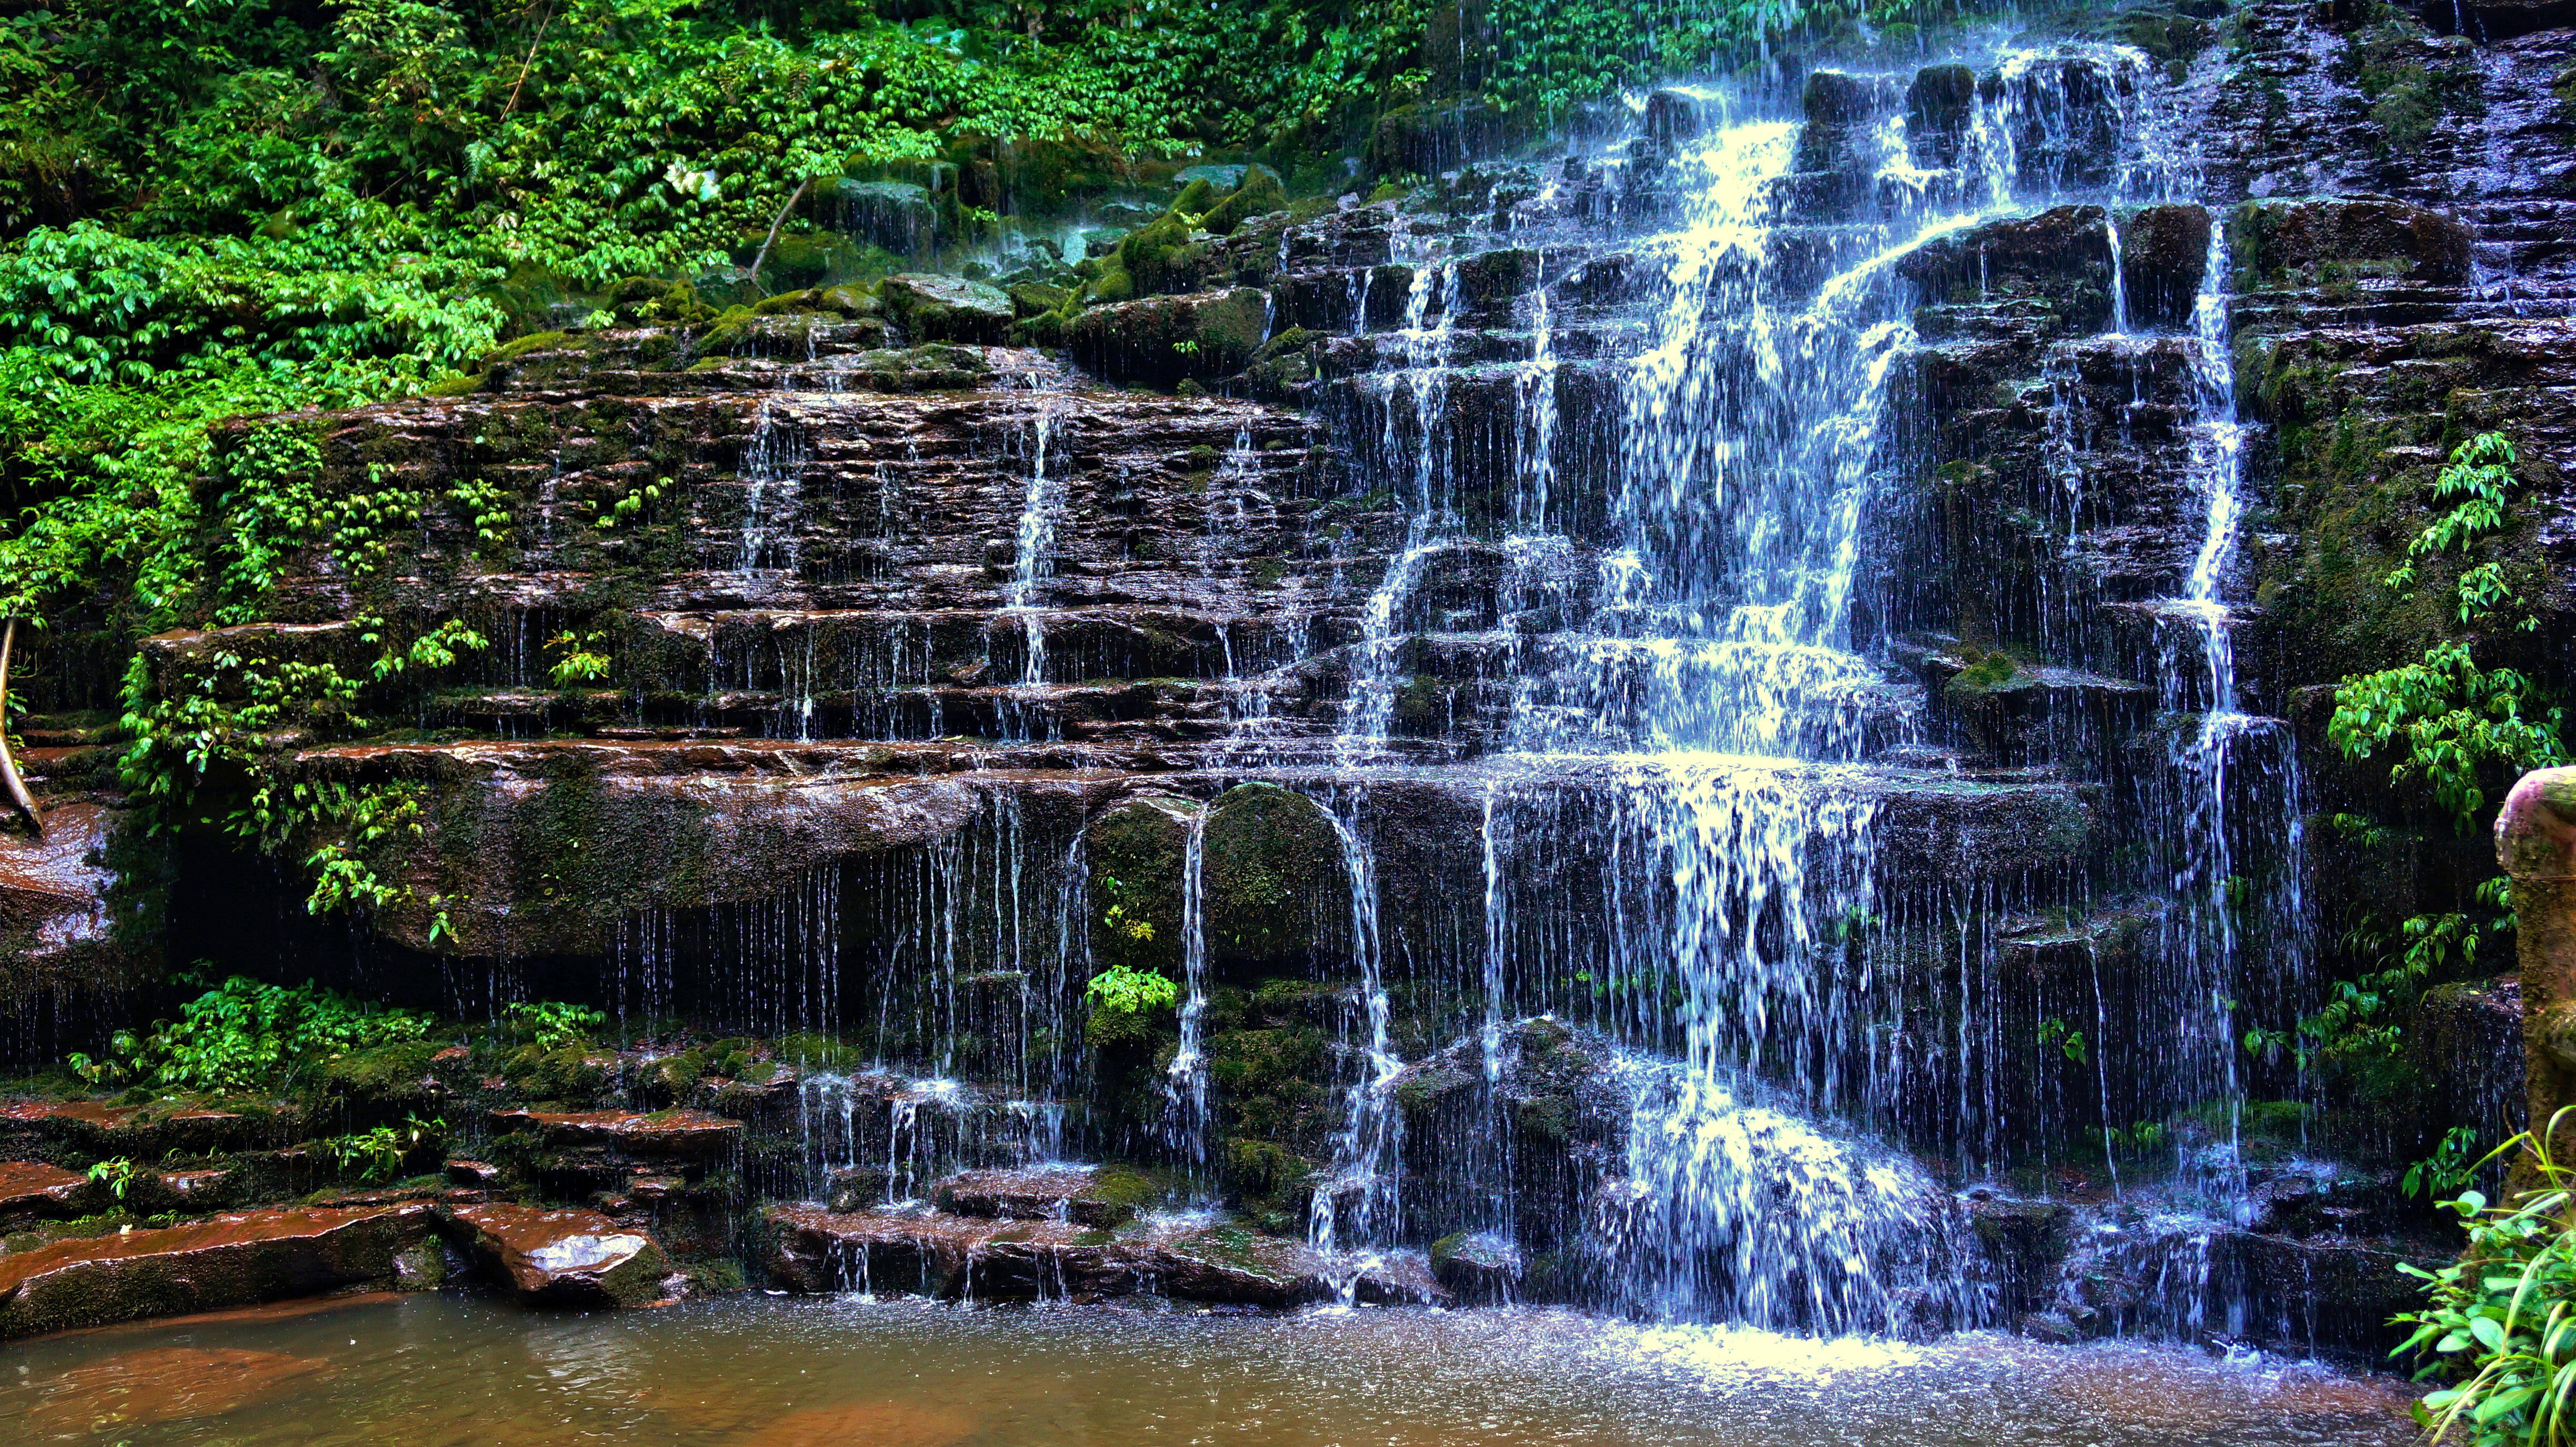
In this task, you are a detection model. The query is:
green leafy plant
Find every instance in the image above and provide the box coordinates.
[2395,1114,2576,1443]
[505,1000,606,1050]
[2248,879,2515,1067]
[2037,1017,2088,1064]
[86,1156,143,1201]
[321,1114,444,1181]
[2331,433,2566,834]
[546,629,611,686]
[2409,1126,2484,1201]
[101,975,431,1094]
[1085,963,1179,1016]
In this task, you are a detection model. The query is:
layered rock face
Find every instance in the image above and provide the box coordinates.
[3,0,2568,1354]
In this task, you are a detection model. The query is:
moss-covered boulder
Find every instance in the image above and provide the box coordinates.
[1202,783,1350,973]
[1083,794,1200,979]
[1068,288,1267,386]
[1202,165,1287,236]
[878,273,1014,344]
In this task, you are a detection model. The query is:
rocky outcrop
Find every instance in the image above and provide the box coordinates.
[0,1159,93,1226]
[765,1201,1442,1306]
[0,1203,434,1337]
[445,1202,672,1307]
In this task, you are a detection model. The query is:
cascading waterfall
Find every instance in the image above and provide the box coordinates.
[1161,809,1213,1167]
[1004,383,1068,737]
[1308,804,1401,1274]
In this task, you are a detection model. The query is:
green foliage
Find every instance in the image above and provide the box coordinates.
[2249,879,2515,1066]
[1085,962,1179,1015]
[2395,1117,2576,1443]
[320,1113,444,1180]
[2410,1126,2484,1201]
[2331,435,2566,833]
[86,1156,142,1200]
[505,999,606,1050]
[103,974,432,1094]
[2036,1016,2087,1064]
[545,629,613,686]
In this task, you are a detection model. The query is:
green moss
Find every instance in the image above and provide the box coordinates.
[1201,166,1287,235]
[1204,783,1348,971]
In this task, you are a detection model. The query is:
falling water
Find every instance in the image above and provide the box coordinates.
[1162,809,1213,1167]
[1004,385,1069,716]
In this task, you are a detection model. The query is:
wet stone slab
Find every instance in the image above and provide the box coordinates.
[0,1202,435,1338]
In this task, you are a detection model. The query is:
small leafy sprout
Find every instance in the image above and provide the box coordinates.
[88,1157,142,1200]
[546,630,611,686]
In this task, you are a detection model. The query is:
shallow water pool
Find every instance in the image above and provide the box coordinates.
[0,1292,2418,1445]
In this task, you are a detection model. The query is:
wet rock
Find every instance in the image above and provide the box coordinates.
[1068,288,1268,385]
[1083,793,1201,979]
[488,1107,744,1162]
[0,1097,277,1160]
[0,800,127,984]
[1966,1194,2074,1317]
[0,1203,433,1337]
[2116,204,2213,330]
[1980,56,2135,193]
[933,1164,1150,1227]
[18,1346,332,1434]
[830,179,936,255]
[445,1202,671,1308]
[2229,196,2474,288]
[1203,783,1353,974]
[1640,89,1709,150]
[1898,206,2117,335]
[767,1203,1336,1306]
[878,274,1014,345]
[1429,1229,1524,1303]
[825,1164,893,1212]
[0,1159,94,1226]
[1907,63,1979,168]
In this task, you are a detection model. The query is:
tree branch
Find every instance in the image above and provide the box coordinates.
[748,178,814,292]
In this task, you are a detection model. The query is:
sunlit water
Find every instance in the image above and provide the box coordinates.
[1,1293,2414,1445]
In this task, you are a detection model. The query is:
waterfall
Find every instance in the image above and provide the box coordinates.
[738,396,808,579]
[1309,803,1401,1270]
[1162,809,1212,1167]
[1004,382,1068,736]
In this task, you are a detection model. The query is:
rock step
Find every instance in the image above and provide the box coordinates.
[929,1165,1150,1227]
[0,1203,437,1339]
[446,1202,673,1308]
[487,1108,744,1160]
[765,1203,1443,1308]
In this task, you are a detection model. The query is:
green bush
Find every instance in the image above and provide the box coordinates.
[94,975,433,1094]
[2398,1117,2576,1442]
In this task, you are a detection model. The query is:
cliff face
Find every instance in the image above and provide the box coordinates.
[5,0,2572,1351]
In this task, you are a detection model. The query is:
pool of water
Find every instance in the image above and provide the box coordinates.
[1,1292,2417,1446]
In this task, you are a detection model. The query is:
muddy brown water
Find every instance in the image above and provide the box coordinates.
[0,1292,2417,1445]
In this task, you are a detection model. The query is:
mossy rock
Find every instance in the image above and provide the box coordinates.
[1203,784,1350,973]
[1007,282,1072,319]
[878,273,1014,344]
[317,1041,444,1118]
[1083,793,1201,977]
[501,1045,615,1102]
[1067,289,1267,387]
[1111,213,1206,297]
[1202,166,1287,236]
[606,277,717,327]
